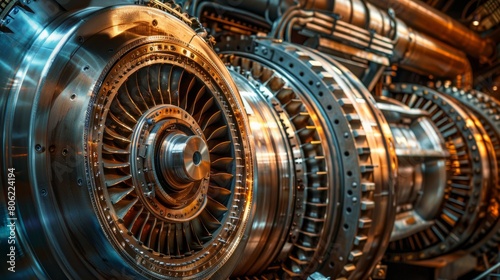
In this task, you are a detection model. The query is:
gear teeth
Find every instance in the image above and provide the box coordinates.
[357,147,371,155]
[338,98,354,108]
[289,255,309,265]
[361,182,376,192]
[346,113,361,122]
[361,200,375,210]
[352,129,367,138]
[354,235,368,246]
[220,38,393,280]
[342,264,356,274]
[349,250,363,261]
[290,112,311,124]
[438,85,500,260]
[360,165,376,173]
[358,218,373,229]
[387,84,490,261]
[299,229,321,237]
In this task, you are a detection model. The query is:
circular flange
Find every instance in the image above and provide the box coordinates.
[160,134,209,183]
[219,36,396,280]
[129,105,210,223]
[88,37,253,278]
[1,4,253,279]
[438,86,500,256]
[385,84,493,261]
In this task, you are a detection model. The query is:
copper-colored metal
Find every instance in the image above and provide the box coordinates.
[394,24,473,87]
[4,0,500,279]
[192,0,474,84]
[367,0,495,61]
[325,0,472,85]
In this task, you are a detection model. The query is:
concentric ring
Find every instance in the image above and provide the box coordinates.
[86,35,252,278]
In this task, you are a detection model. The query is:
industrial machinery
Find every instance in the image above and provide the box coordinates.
[1,0,499,279]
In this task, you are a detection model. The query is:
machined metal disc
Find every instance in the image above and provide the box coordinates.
[0,3,252,279]
[385,84,495,261]
[438,86,500,256]
[89,39,253,278]
[218,36,396,280]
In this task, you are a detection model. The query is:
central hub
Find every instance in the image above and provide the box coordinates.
[129,105,211,222]
[160,134,210,187]
[91,39,251,276]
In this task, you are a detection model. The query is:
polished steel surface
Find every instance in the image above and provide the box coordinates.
[0,1,253,278]
[377,100,448,241]
[160,134,210,183]
[2,0,500,280]
[438,85,500,257]
[219,36,396,280]
[384,84,497,262]
[88,33,254,277]
[229,69,297,276]
[189,0,472,84]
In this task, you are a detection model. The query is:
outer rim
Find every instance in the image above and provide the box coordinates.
[86,36,253,278]
[219,36,396,279]
[0,4,253,279]
[385,84,493,261]
[438,86,500,256]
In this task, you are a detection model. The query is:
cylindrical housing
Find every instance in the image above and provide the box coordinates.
[378,100,447,241]
[327,0,471,81]
[367,0,495,60]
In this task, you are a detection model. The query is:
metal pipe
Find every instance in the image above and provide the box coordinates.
[395,23,473,87]
[324,0,473,86]
[185,0,473,85]
[472,259,500,280]
[367,0,495,61]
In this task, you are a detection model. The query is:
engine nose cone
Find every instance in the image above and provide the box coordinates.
[161,134,210,184]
